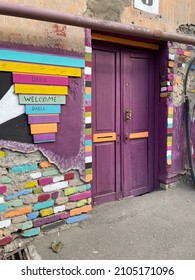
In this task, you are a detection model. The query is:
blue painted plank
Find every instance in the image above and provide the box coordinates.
[0,49,85,68]
[85,94,91,101]
[27,212,39,220]
[25,105,61,114]
[85,140,92,146]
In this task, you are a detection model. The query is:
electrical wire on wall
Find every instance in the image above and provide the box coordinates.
[184,57,195,184]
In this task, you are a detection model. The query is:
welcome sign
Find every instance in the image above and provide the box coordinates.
[134,0,159,15]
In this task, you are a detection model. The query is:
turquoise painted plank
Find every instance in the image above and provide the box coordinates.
[85,94,91,101]
[0,49,85,68]
[25,105,61,114]
[85,140,92,146]
[9,163,38,173]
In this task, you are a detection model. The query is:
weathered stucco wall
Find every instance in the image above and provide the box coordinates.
[0,0,86,53]
[84,0,195,33]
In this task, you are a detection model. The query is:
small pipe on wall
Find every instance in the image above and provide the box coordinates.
[0,1,195,45]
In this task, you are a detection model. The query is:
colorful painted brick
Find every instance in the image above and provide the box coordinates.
[38,177,53,186]
[69,191,91,202]
[0,197,4,204]
[21,221,33,230]
[64,173,75,181]
[42,181,68,193]
[42,169,59,177]
[39,161,52,168]
[33,188,43,194]
[51,192,59,199]
[22,227,40,237]
[30,172,42,179]
[25,180,38,189]
[70,205,92,216]
[64,187,76,196]
[0,219,11,228]
[27,212,39,220]
[5,206,32,218]
[76,199,88,208]
[7,199,23,208]
[0,186,7,194]
[33,200,54,211]
[0,235,13,246]
[59,212,69,219]
[6,189,32,201]
[38,193,50,202]
[0,151,5,157]
[40,207,53,217]
[53,175,64,183]
[66,214,88,224]
[76,185,87,193]
[9,163,38,173]
[54,205,65,214]
[0,203,7,212]
[1,176,12,184]
[33,213,60,227]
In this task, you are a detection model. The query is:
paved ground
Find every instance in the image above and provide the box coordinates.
[31,182,195,260]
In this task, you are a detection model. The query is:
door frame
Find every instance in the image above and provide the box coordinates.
[92,39,160,204]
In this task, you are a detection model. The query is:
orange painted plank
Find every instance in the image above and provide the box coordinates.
[92,33,159,50]
[129,131,149,139]
[85,174,92,182]
[85,146,92,152]
[30,123,57,134]
[93,132,116,143]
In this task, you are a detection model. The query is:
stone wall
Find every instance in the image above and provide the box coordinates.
[0,149,92,250]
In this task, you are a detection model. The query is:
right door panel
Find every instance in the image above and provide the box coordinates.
[122,49,155,197]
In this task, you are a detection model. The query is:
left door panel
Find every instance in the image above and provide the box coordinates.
[92,46,120,205]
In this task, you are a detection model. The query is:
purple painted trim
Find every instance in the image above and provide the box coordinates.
[85,152,92,157]
[28,115,60,124]
[33,133,56,142]
[13,73,69,86]
[85,101,91,106]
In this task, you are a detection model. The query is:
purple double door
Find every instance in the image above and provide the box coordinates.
[92,43,156,205]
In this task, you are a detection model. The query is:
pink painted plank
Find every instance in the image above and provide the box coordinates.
[33,133,56,143]
[28,114,60,124]
[85,152,92,157]
[13,73,68,86]
[85,134,92,140]
[69,190,91,202]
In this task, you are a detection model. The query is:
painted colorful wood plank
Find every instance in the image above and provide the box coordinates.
[129,131,149,139]
[28,114,60,124]
[15,84,68,95]
[19,95,66,105]
[13,73,69,86]
[25,105,61,114]
[33,133,56,143]
[0,61,81,77]
[30,123,57,134]
[0,49,85,68]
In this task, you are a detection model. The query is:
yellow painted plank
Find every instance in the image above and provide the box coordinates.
[85,112,92,117]
[15,84,68,95]
[30,123,57,134]
[167,159,172,165]
[129,131,149,139]
[93,132,116,143]
[0,60,81,77]
[92,33,159,50]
